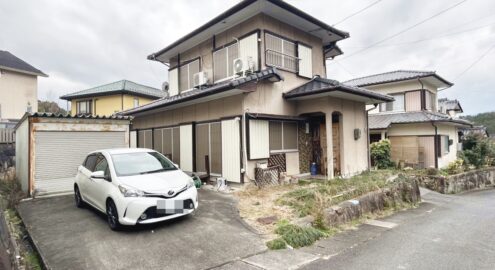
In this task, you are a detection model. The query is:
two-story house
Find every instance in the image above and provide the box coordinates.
[121,0,393,182]
[345,70,472,169]
[0,50,47,124]
[60,80,165,116]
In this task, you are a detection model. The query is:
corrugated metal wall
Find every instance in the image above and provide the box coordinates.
[34,131,127,196]
[249,119,269,159]
[222,119,241,183]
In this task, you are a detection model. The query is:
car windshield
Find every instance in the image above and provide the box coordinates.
[111,152,177,177]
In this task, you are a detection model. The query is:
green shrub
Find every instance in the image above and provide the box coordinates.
[460,135,495,169]
[266,238,287,250]
[370,139,395,169]
[275,220,327,248]
[445,159,464,175]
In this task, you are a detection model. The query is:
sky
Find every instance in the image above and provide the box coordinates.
[1,0,494,115]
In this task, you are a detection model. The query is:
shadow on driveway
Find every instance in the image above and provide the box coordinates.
[17,189,266,270]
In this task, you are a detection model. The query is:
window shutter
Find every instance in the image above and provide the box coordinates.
[168,68,179,96]
[248,119,269,159]
[239,33,259,72]
[297,43,312,78]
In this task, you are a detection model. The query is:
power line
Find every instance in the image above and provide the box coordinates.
[347,21,495,49]
[340,0,468,61]
[455,43,495,80]
[332,0,384,26]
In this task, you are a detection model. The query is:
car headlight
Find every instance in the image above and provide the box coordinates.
[118,184,144,197]
[186,178,195,189]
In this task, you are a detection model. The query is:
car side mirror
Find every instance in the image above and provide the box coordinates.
[91,171,106,179]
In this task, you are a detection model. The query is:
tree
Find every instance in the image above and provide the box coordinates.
[38,100,67,115]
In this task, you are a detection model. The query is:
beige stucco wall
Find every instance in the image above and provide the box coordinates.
[0,70,37,120]
[171,13,325,92]
[296,97,369,178]
[437,124,459,168]
[131,95,243,130]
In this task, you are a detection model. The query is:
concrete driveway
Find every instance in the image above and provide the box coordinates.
[17,189,266,270]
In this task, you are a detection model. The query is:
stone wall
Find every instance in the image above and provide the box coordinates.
[417,167,495,194]
[324,179,421,227]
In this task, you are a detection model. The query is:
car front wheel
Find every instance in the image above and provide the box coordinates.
[74,186,85,208]
[106,200,122,231]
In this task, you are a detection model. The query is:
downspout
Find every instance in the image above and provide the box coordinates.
[366,104,378,171]
[431,121,439,169]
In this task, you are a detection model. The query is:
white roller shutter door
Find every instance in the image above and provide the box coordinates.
[34,131,127,196]
[222,119,241,183]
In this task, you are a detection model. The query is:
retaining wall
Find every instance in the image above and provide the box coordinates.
[417,167,495,194]
[324,179,421,227]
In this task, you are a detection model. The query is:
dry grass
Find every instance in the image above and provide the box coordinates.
[235,183,298,236]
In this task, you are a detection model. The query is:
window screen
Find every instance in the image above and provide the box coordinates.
[213,44,239,82]
[265,33,297,72]
[179,59,200,92]
[381,93,404,112]
[269,121,298,152]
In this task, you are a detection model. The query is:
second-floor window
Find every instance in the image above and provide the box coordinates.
[265,33,298,72]
[76,100,92,114]
[179,59,200,92]
[213,43,239,82]
[380,93,404,112]
[425,90,435,111]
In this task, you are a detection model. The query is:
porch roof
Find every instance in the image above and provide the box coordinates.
[120,68,283,116]
[282,77,394,104]
[369,111,473,130]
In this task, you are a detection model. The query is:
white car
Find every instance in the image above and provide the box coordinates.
[74,148,198,230]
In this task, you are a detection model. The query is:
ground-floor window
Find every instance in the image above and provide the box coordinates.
[269,121,298,153]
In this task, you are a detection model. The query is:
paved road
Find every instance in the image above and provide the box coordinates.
[302,188,495,270]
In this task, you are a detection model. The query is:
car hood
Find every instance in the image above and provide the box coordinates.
[118,170,191,193]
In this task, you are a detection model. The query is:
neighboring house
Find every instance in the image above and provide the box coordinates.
[345,70,472,169]
[121,0,392,182]
[460,126,489,139]
[438,98,463,118]
[60,80,165,116]
[0,50,47,122]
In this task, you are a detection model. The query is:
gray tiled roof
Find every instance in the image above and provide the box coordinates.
[60,80,165,100]
[282,76,394,102]
[344,70,453,87]
[369,111,472,130]
[0,50,47,77]
[120,68,283,115]
[438,98,463,112]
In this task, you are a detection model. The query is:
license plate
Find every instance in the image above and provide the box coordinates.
[157,200,184,214]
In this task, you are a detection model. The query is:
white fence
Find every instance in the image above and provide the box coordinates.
[0,128,14,144]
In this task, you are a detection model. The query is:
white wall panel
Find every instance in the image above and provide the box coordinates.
[240,33,259,71]
[297,43,312,78]
[169,68,179,96]
[249,119,269,159]
[222,119,241,182]
[130,131,137,148]
[179,124,193,172]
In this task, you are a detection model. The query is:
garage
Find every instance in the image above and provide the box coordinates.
[15,113,131,197]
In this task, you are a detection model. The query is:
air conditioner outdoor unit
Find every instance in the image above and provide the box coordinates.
[193,71,208,88]
[233,58,244,75]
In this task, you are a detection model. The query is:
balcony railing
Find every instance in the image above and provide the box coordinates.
[265,49,299,73]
